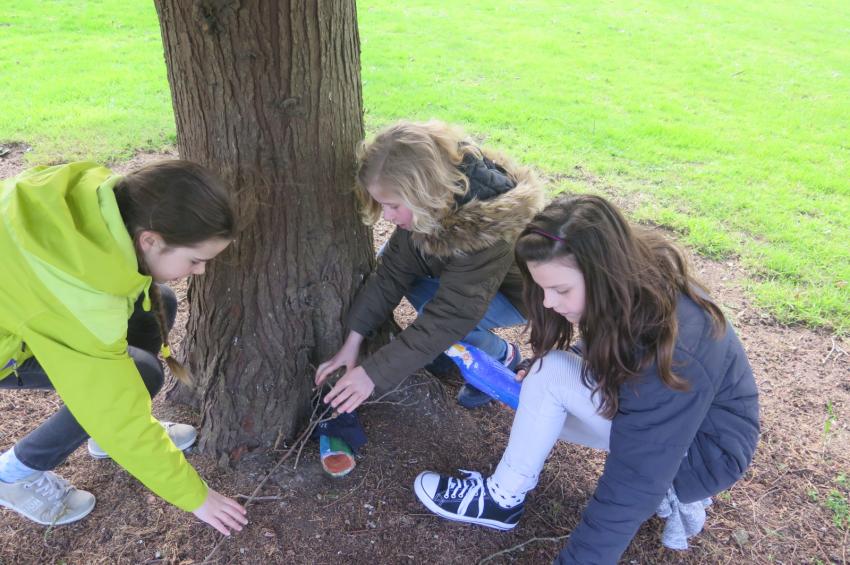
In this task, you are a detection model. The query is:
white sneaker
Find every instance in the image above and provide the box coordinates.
[0,471,95,525]
[87,421,197,459]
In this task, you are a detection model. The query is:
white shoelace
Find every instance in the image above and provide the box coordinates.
[26,472,71,502]
[447,470,485,517]
[24,472,72,522]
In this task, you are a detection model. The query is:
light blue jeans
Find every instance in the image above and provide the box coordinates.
[492,350,610,494]
[405,276,525,363]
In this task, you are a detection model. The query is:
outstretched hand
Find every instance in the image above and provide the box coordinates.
[315,355,355,387]
[193,488,248,536]
[315,334,362,387]
[323,366,375,413]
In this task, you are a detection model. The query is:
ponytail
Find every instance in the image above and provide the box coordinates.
[149,283,190,383]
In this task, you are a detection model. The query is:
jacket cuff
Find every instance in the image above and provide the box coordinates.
[346,313,378,339]
[361,356,404,392]
[177,476,210,512]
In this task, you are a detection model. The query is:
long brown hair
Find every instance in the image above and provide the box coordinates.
[114,159,235,382]
[516,194,726,419]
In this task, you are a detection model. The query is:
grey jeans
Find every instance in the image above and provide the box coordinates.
[0,285,177,471]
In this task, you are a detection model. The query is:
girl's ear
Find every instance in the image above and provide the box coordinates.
[136,230,165,254]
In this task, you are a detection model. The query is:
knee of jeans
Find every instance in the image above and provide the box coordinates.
[520,359,549,393]
[133,350,165,397]
[522,350,583,391]
[157,284,178,331]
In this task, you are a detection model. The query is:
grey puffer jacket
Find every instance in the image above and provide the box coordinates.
[555,294,759,564]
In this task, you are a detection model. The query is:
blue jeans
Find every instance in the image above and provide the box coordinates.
[406,276,525,363]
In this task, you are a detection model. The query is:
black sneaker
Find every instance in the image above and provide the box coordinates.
[413,470,524,531]
[456,384,493,409]
[425,352,458,378]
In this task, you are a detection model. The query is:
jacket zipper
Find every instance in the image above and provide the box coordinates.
[8,343,25,387]
[12,360,21,387]
[414,248,435,279]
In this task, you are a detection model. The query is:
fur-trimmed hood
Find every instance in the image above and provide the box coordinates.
[411,152,545,258]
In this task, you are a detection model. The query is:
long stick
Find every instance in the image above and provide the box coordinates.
[477,535,571,564]
[201,394,332,564]
[201,375,432,563]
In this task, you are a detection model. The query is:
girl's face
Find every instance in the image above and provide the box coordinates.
[137,232,231,282]
[367,183,414,231]
[527,258,586,324]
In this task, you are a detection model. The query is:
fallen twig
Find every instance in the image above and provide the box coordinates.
[822,336,848,365]
[366,376,426,403]
[362,399,419,408]
[272,428,286,451]
[201,389,332,564]
[477,534,571,564]
[201,376,425,563]
[292,387,337,470]
[319,465,371,509]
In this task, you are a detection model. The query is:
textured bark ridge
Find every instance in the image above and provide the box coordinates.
[155,1,371,464]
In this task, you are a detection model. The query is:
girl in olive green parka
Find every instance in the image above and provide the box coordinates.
[0,161,247,534]
[316,120,544,413]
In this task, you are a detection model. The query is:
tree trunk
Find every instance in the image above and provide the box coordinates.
[154,1,371,465]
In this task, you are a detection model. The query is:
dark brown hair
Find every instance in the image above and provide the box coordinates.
[516,194,726,419]
[114,160,235,382]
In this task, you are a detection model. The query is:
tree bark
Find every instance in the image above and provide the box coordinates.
[154,1,371,465]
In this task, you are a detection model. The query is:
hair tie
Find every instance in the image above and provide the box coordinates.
[160,344,172,359]
[530,228,566,243]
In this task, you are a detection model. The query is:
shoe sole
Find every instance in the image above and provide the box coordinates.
[88,434,197,459]
[456,387,493,410]
[413,472,517,531]
[456,396,493,409]
[0,496,95,526]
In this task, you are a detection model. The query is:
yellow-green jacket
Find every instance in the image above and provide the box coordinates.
[0,162,207,511]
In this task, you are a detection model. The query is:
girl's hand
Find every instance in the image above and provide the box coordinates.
[315,351,356,387]
[323,366,375,413]
[192,488,248,536]
[315,332,364,387]
[514,359,534,382]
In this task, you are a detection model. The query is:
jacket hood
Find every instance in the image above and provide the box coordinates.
[411,150,545,258]
[2,162,150,300]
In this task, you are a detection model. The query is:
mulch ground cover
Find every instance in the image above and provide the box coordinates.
[1,146,848,564]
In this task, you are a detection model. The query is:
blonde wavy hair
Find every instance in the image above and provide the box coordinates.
[355,120,485,233]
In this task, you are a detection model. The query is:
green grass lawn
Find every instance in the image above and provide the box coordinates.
[1,1,848,332]
[0,2,174,160]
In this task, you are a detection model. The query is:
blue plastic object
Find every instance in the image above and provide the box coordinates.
[445,342,521,410]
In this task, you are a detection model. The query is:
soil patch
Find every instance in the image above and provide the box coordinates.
[1,152,848,564]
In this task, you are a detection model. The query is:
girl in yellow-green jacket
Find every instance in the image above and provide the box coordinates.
[0,161,247,535]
